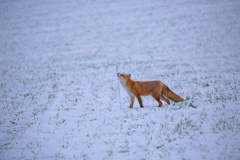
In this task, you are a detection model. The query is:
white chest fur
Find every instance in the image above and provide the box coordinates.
[119,77,134,97]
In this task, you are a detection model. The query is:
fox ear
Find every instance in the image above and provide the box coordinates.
[127,74,131,78]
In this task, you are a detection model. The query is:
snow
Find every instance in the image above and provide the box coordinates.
[0,0,240,159]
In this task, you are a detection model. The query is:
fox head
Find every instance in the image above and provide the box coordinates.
[118,73,131,84]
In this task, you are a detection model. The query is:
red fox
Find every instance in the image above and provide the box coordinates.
[118,73,184,108]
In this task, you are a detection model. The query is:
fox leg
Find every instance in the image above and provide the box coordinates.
[152,94,163,107]
[160,95,170,105]
[130,96,135,108]
[134,93,144,108]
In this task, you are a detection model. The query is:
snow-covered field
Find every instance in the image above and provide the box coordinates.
[1,0,240,159]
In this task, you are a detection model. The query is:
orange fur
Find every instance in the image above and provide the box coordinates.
[118,73,184,108]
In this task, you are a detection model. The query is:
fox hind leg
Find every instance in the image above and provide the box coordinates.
[152,94,163,107]
[160,95,170,105]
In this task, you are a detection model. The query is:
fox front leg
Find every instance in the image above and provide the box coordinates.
[130,96,135,108]
[134,93,144,108]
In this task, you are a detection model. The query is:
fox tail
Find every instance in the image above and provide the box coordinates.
[163,85,184,102]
